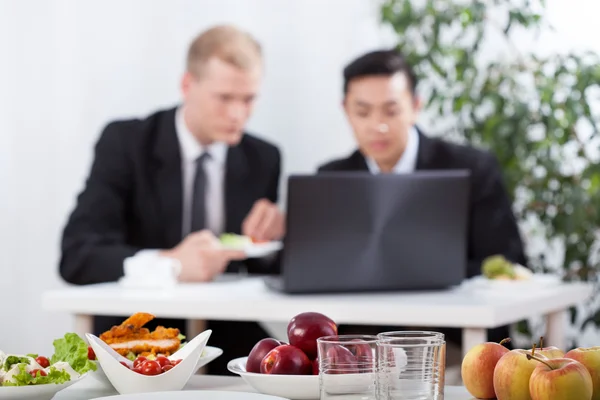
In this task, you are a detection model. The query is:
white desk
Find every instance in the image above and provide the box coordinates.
[54,374,472,399]
[42,276,593,355]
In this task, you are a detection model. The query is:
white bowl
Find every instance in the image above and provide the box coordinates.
[227,356,318,400]
[0,376,83,400]
[85,329,211,395]
[88,345,223,387]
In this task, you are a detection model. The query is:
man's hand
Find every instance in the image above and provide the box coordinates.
[242,199,285,242]
[160,230,246,282]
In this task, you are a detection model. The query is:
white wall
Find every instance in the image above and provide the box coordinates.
[0,0,598,355]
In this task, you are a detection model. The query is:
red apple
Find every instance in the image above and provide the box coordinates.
[528,355,593,400]
[246,338,284,373]
[312,358,319,375]
[324,345,358,374]
[287,312,338,359]
[461,339,510,399]
[260,345,312,375]
[346,339,374,372]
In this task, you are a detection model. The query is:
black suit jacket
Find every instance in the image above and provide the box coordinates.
[318,129,527,278]
[60,107,281,285]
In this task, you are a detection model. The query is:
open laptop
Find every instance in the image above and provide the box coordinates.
[265,170,470,294]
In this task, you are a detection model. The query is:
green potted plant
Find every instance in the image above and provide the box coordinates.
[380,0,600,347]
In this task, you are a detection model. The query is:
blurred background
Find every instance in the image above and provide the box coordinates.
[0,0,598,355]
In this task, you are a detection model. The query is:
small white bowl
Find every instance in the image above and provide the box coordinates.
[88,345,223,387]
[227,356,318,400]
[0,375,83,400]
[85,330,211,395]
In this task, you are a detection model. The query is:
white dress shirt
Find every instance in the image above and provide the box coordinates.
[365,126,420,174]
[122,107,228,281]
[175,106,228,237]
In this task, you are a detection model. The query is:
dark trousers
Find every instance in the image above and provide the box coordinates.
[93,316,270,375]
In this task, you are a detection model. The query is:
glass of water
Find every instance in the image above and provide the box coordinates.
[317,335,378,400]
[377,331,446,400]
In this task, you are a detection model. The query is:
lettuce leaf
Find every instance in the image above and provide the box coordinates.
[2,364,70,386]
[3,356,30,372]
[50,333,97,374]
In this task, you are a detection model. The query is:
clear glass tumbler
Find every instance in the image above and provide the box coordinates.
[317,335,379,400]
[377,331,446,400]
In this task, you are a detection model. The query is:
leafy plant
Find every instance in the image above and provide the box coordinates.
[380,0,600,345]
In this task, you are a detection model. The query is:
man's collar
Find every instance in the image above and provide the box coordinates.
[365,126,420,174]
[175,106,228,165]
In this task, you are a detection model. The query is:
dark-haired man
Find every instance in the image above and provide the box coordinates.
[319,49,527,346]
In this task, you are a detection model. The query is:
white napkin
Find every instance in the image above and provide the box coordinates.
[118,251,181,289]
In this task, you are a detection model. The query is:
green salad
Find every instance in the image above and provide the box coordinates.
[0,333,97,386]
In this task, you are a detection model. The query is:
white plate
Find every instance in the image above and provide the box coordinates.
[227,357,318,400]
[0,376,83,400]
[89,391,290,399]
[463,274,562,294]
[88,346,223,386]
[222,241,283,258]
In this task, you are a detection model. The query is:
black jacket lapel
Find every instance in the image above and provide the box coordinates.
[415,128,438,170]
[151,107,183,248]
[348,150,370,171]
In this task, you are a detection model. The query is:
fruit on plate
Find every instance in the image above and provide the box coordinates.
[325,345,358,374]
[482,254,532,280]
[346,339,374,372]
[245,311,338,376]
[493,346,549,400]
[99,312,185,360]
[246,338,285,373]
[260,345,312,375]
[564,346,600,400]
[527,353,593,400]
[461,338,511,398]
[287,312,338,360]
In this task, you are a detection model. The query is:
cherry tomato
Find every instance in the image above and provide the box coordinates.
[155,356,170,368]
[140,360,162,376]
[120,361,130,369]
[133,356,147,369]
[35,356,50,369]
[87,346,96,360]
[162,364,174,372]
[171,359,182,366]
[29,369,47,377]
[133,367,142,374]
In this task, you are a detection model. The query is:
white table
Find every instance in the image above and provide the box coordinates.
[54,374,473,399]
[42,275,593,355]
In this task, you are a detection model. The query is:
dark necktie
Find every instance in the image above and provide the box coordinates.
[190,152,210,233]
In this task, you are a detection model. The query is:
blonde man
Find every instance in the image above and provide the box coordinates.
[59,25,284,374]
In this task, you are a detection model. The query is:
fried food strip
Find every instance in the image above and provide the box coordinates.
[99,312,155,342]
[99,312,182,357]
[110,338,181,357]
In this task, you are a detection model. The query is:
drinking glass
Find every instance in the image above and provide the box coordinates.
[317,335,378,400]
[377,331,446,400]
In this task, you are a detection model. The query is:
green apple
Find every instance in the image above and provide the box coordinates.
[564,346,600,400]
[493,349,548,400]
[461,340,510,398]
[528,356,592,400]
